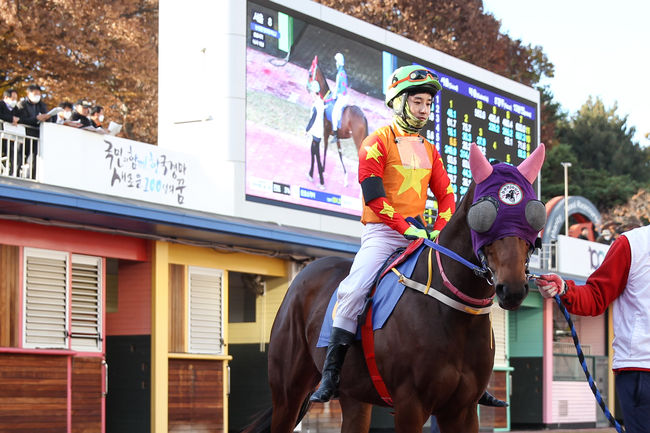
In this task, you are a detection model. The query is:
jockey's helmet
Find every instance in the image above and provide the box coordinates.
[385,65,442,108]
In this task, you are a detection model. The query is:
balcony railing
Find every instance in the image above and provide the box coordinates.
[0,120,39,180]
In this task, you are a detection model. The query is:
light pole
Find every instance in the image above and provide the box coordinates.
[561,162,572,236]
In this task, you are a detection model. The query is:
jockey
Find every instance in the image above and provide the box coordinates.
[330,52,349,141]
[311,65,456,402]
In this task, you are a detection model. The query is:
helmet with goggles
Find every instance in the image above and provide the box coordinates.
[385,65,442,108]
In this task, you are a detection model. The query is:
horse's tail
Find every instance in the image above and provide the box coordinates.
[240,393,312,433]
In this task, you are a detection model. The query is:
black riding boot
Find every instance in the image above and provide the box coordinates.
[478,390,509,407]
[310,327,355,403]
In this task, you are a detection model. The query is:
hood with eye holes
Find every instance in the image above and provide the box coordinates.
[470,163,540,258]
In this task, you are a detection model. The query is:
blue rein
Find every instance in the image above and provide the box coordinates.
[554,294,624,432]
[406,217,494,283]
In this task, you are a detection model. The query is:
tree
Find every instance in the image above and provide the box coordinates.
[0,0,158,143]
[315,0,554,86]
[558,97,650,183]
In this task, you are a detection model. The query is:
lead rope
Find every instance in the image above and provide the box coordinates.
[554,294,624,432]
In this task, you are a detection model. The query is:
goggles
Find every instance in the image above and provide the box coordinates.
[389,69,438,89]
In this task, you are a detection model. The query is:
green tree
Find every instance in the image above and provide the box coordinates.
[558,97,648,181]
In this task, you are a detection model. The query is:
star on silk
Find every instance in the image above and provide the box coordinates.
[364,143,383,163]
[446,184,454,195]
[379,202,395,218]
[439,207,453,222]
[392,165,429,197]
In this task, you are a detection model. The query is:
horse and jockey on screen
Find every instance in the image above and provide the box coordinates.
[307,53,368,187]
[245,64,547,433]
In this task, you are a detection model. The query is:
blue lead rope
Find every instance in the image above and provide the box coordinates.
[554,294,624,432]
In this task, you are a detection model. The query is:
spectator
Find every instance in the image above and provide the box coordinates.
[0,89,19,125]
[54,101,73,125]
[71,99,92,127]
[536,224,650,433]
[16,84,53,130]
[578,226,590,240]
[597,229,613,245]
[89,105,104,129]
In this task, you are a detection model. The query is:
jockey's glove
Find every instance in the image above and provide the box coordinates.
[403,226,428,240]
[535,274,567,298]
[429,230,440,241]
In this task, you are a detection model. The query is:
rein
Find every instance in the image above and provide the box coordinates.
[553,294,624,432]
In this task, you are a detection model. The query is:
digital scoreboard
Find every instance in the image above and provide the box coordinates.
[245,0,539,222]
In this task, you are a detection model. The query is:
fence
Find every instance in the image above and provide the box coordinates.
[0,121,39,180]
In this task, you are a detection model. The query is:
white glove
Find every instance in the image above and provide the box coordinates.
[535,274,567,298]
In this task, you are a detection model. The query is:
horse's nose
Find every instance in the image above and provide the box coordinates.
[496,282,529,310]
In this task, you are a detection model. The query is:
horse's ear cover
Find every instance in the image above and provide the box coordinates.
[469,143,493,184]
[517,143,545,184]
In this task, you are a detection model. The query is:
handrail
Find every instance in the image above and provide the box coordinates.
[0,119,39,180]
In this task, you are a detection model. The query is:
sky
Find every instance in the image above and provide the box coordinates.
[482,0,650,146]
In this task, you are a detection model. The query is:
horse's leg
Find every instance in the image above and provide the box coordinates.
[435,406,479,433]
[323,119,332,171]
[393,400,430,433]
[269,360,320,433]
[337,108,349,186]
[339,394,372,433]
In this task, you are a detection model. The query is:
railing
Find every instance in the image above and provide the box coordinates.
[539,242,557,271]
[0,120,39,180]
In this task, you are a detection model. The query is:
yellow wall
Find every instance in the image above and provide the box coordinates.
[151,241,289,433]
[229,274,289,344]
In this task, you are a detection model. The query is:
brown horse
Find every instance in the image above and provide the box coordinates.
[243,144,546,433]
[307,56,368,187]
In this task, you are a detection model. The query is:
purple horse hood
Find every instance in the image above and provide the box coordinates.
[470,163,539,257]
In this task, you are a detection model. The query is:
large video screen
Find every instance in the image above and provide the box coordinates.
[246,0,538,223]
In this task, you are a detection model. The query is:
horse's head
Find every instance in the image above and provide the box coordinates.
[307,55,328,99]
[467,143,546,310]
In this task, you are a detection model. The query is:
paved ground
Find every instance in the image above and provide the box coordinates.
[509,429,617,433]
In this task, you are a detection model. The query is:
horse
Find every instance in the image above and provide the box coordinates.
[243,143,546,433]
[307,55,369,187]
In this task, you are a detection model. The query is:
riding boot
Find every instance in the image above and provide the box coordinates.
[478,390,509,407]
[310,327,355,403]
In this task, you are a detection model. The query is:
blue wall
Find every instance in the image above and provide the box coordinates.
[509,291,543,357]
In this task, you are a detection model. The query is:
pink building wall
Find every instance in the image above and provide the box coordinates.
[106,260,151,335]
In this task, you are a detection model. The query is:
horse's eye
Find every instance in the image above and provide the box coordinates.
[525,200,546,232]
[467,197,498,233]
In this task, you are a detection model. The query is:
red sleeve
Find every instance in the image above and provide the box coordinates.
[358,135,410,234]
[561,235,631,316]
[428,147,456,232]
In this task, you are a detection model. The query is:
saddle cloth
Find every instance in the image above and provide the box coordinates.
[316,239,426,347]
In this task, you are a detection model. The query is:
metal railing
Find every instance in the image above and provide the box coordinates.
[0,120,39,180]
[538,242,557,271]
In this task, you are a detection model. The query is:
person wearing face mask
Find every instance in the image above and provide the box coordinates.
[0,89,20,125]
[55,101,74,125]
[71,99,93,128]
[16,84,54,130]
[311,65,457,403]
[90,105,105,129]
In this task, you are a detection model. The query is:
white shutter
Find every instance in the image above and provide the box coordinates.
[491,304,508,368]
[188,267,223,354]
[23,248,68,349]
[70,255,102,352]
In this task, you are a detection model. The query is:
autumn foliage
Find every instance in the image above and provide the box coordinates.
[0,0,158,143]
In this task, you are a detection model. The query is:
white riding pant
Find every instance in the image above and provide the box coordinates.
[332,93,349,132]
[333,223,411,333]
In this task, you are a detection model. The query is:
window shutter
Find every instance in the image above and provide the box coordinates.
[188,267,223,354]
[23,248,68,349]
[70,255,102,352]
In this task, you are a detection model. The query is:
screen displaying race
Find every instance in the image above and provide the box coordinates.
[245,0,538,222]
